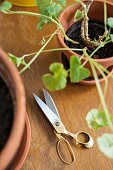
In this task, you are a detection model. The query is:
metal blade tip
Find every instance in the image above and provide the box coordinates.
[32,93,37,99]
[42,88,47,94]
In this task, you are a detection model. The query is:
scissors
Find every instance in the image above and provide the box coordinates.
[33,89,94,165]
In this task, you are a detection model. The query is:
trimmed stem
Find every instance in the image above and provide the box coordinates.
[81,0,100,48]
[20,28,59,73]
[81,0,93,40]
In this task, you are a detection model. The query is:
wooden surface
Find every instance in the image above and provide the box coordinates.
[0,1,113,169]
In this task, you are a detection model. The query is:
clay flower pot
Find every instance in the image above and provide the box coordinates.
[0,48,26,170]
[57,0,113,77]
[8,0,36,6]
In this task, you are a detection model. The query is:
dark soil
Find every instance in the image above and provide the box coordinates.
[0,75,14,151]
[64,20,113,59]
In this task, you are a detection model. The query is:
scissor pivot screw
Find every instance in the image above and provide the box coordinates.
[55,121,60,126]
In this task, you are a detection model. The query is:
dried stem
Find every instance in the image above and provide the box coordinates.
[81,0,100,49]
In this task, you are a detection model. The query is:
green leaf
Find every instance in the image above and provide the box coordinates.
[0,1,12,11]
[74,9,83,22]
[36,0,50,12]
[46,2,62,17]
[36,0,65,30]
[107,17,113,28]
[8,53,27,67]
[86,109,112,130]
[42,63,68,91]
[57,0,66,5]
[37,17,51,30]
[97,134,113,158]
[75,0,82,3]
[70,55,90,82]
[110,34,113,42]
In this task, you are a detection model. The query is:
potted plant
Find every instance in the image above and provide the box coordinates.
[1,0,113,159]
[0,47,26,170]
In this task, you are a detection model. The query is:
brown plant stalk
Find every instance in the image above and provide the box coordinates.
[81,0,101,49]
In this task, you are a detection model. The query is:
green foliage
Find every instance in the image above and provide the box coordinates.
[42,55,90,90]
[75,0,83,3]
[0,1,12,11]
[57,0,66,5]
[8,53,27,67]
[110,34,113,42]
[42,63,68,91]
[86,109,112,130]
[70,55,90,82]
[36,0,66,29]
[107,17,113,28]
[74,9,83,22]
[97,134,113,158]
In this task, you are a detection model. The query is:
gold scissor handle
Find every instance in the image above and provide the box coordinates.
[74,131,94,148]
[55,132,75,165]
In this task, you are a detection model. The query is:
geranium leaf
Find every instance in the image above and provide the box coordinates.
[57,0,66,5]
[108,17,113,28]
[0,1,12,11]
[110,34,113,42]
[70,55,90,82]
[36,0,66,30]
[8,53,27,67]
[42,63,68,91]
[97,134,113,158]
[86,109,112,130]
[74,9,83,22]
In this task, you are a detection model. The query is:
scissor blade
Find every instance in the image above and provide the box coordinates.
[43,89,60,119]
[33,93,60,125]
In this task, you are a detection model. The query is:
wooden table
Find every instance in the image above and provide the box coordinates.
[0,1,113,169]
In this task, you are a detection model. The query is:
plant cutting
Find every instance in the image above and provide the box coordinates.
[1,0,113,159]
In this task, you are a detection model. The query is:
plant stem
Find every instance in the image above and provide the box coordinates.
[93,62,113,78]
[91,63,113,131]
[83,50,113,131]
[93,61,108,111]
[3,10,61,27]
[104,0,108,33]
[81,37,111,68]
[43,48,83,52]
[81,0,100,48]
[81,43,104,67]
[92,59,108,99]
[81,0,93,40]
[20,28,59,73]
[21,48,83,59]
[3,10,78,44]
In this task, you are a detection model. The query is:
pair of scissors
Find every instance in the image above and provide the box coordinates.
[33,89,94,165]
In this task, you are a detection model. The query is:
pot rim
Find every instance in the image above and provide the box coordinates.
[57,0,113,63]
[0,48,26,170]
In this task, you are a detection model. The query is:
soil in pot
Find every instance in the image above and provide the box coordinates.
[64,20,113,59]
[0,75,14,151]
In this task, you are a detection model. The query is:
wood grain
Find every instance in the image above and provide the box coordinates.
[0,1,113,169]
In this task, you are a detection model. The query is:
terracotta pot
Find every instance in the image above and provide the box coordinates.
[8,0,36,6]
[0,48,26,170]
[57,0,113,76]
